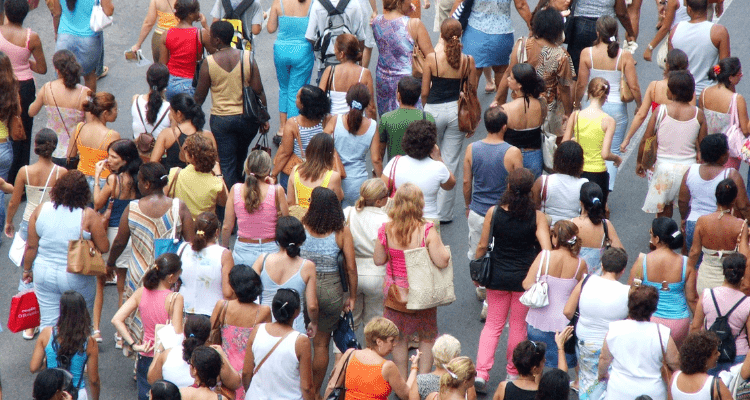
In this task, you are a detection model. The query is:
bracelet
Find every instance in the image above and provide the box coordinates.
[648,44,654,51]
[23,269,31,273]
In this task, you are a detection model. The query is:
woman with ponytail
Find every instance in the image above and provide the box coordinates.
[626,217,692,348]
[112,253,185,400]
[251,216,318,336]
[131,63,171,160]
[330,84,382,208]
[422,18,476,221]
[178,212,234,316]
[572,182,622,275]
[424,357,476,400]
[222,150,288,265]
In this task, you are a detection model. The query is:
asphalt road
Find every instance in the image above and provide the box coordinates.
[0,0,749,398]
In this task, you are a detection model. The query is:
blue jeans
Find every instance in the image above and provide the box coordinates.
[278,172,289,193]
[210,114,260,187]
[165,75,195,102]
[56,32,103,75]
[521,148,543,179]
[567,17,598,76]
[0,141,13,240]
[232,240,278,266]
[527,324,578,368]
[33,262,96,327]
[85,175,107,195]
[137,355,153,400]
[602,101,628,192]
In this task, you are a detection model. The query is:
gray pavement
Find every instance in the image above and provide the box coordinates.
[1,0,749,398]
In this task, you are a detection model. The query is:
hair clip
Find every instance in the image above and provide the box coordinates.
[451,35,458,40]
[151,85,159,92]
[248,172,256,177]
[671,231,680,238]
[351,100,363,110]
[189,333,195,338]
[566,235,578,245]
[714,65,721,75]
[288,242,296,246]
[609,36,616,42]
[160,174,169,181]
[196,230,205,236]
[282,301,289,308]
[592,197,601,205]
[447,370,458,379]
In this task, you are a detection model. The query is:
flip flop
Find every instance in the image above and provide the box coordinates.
[92,330,103,343]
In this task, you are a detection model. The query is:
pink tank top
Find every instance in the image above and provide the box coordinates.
[138,289,172,357]
[234,183,278,240]
[0,29,32,81]
[656,105,701,164]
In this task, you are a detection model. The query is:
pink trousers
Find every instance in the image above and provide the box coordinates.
[476,290,529,379]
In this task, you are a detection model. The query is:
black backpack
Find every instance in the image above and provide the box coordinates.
[221,0,255,49]
[707,289,747,363]
[313,0,352,66]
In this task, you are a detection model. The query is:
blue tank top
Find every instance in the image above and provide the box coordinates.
[45,328,88,388]
[259,254,308,333]
[469,141,511,216]
[108,175,134,227]
[643,255,690,319]
[300,230,339,273]
[59,0,96,37]
[277,0,312,45]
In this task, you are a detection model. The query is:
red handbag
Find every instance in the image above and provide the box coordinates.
[7,290,40,332]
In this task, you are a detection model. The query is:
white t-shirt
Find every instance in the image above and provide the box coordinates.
[305,0,366,56]
[382,155,450,220]
[576,275,629,342]
[210,0,264,34]
[178,243,227,316]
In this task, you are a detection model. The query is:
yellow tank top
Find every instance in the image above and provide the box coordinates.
[207,51,248,116]
[293,168,334,208]
[155,10,178,32]
[574,113,607,173]
[0,120,8,140]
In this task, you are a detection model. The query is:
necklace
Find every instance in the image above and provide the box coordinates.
[717,208,731,219]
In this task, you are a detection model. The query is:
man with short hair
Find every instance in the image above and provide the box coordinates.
[379,76,436,162]
[210,0,264,49]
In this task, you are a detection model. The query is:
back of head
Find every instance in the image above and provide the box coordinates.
[601,247,627,274]
[532,8,563,43]
[513,340,546,375]
[382,0,403,11]
[587,77,610,101]
[699,133,728,164]
[302,132,337,177]
[440,19,463,70]
[679,331,720,374]
[210,20,234,46]
[579,182,605,224]
[686,0,707,13]
[432,334,461,368]
[397,76,421,106]
[229,264,263,303]
[276,216,306,257]
[668,70,695,102]
[484,106,508,134]
[553,141,584,177]
[5,0,29,24]
[243,150,273,213]
[57,290,91,360]
[303,186,345,234]
[33,369,68,400]
[174,0,200,20]
[715,178,738,208]
[708,57,741,89]
[512,63,545,100]
[595,16,619,59]
[272,288,301,324]
[82,92,117,119]
[150,380,182,400]
[355,178,387,211]
[346,83,371,134]
[142,253,182,290]
[335,34,362,62]
[440,356,476,390]
[552,220,581,256]
[402,119,437,160]
[35,128,58,158]
[139,162,169,191]
[666,49,689,73]
[184,133,217,173]
[299,85,330,121]
[170,93,205,131]
[190,346,222,388]
[182,314,211,362]
[536,369,570,400]
[500,168,535,220]
[50,170,90,211]
[364,317,399,348]
[723,253,747,285]
[53,50,81,89]
[192,212,219,252]
[651,217,684,250]
[628,285,659,321]
[146,63,170,125]
[388,183,425,237]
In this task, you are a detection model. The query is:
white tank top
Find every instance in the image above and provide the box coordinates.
[541,174,589,226]
[685,165,731,222]
[588,48,623,104]
[162,347,194,388]
[329,67,365,115]
[245,324,303,400]
[672,21,718,96]
[670,371,713,400]
[178,243,227,316]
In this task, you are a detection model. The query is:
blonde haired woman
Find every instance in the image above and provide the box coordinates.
[374,183,452,376]
[424,357,477,400]
[410,334,478,400]
[344,178,389,330]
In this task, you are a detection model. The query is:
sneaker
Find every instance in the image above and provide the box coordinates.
[22,326,39,340]
[621,40,639,53]
[480,301,488,322]
[475,286,486,301]
[474,377,487,394]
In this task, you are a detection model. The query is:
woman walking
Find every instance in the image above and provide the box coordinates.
[319,34,376,117]
[131,63,171,161]
[131,0,179,62]
[572,182,623,274]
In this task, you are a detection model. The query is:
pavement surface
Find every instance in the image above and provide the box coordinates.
[0,0,749,398]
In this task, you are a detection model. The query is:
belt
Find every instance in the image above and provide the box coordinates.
[0,138,8,143]
[238,237,276,244]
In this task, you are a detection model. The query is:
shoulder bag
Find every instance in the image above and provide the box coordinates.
[90,0,113,32]
[10,115,25,141]
[657,323,674,400]
[9,166,57,267]
[457,55,481,134]
[724,93,745,159]
[135,100,170,158]
[49,83,80,170]
[253,330,294,375]
[67,209,106,276]
[325,349,355,400]
[154,198,185,257]
[241,50,270,124]
[383,228,415,313]
[404,224,454,309]
[618,51,635,103]
[208,300,230,345]
[519,250,550,308]
[641,105,666,171]
[288,166,308,221]
[154,292,183,353]
[564,273,591,354]
[409,19,425,78]
[469,207,495,287]
[332,311,361,352]
[274,121,305,175]
[166,167,182,198]
[192,29,204,88]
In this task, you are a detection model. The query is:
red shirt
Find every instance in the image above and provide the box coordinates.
[166,27,202,79]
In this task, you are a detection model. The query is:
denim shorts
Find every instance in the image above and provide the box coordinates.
[165,74,195,102]
[527,324,578,368]
[521,148,543,179]
[56,33,103,75]
[232,240,278,266]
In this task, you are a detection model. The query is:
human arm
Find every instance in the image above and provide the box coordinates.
[689,293,704,331]
[212,345,242,390]
[328,171,344,201]
[730,169,750,220]
[371,129,383,178]
[28,83,47,117]
[513,0,532,28]
[426,224,451,268]
[85,336,100,400]
[28,32,47,74]
[412,19,434,61]
[431,145,456,190]
[100,0,114,16]
[4,166,26,237]
[249,60,270,133]
[665,336,680,370]
[21,207,41,281]
[463,144,473,217]
[241,327,259,390]
[159,31,169,65]
[677,169,691,221]
[521,251,544,290]
[277,185,289,216]
[373,229,388,266]
[111,289,154,353]
[178,201,195,243]
[383,352,421,400]
[597,337,613,381]
[711,24,730,60]
[301,259,319,338]
[193,59,211,106]
[492,41,520,108]
[574,49,592,107]
[614,0,635,40]
[107,207,131,267]
[554,326,574,372]
[636,108,659,177]
[563,278,584,320]
[644,0,678,61]
[93,165,114,210]
[421,54,433,106]
[473,207,494,260]
[340,227,358,311]
[29,327,50,372]
[740,350,750,380]
[601,116,622,167]
[562,111,578,142]
[737,95,750,138]
[221,187,236,246]
[535,211,552,250]
[491,382,507,400]
[267,0,279,33]
[84,207,110,254]
[221,249,234,299]
[271,121,296,178]
[131,0,158,52]
[147,350,167,384]
[605,220,623,249]
[49,0,62,36]
[627,253,645,285]
[622,81,655,152]
[150,130,170,163]
[361,70,378,119]
[297,335,315,400]
[622,53,642,108]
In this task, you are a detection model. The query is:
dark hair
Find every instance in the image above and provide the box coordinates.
[56,291,91,368]
[82,91,117,118]
[276,216,306,258]
[346,83,370,134]
[303,187,345,234]
[5,0,29,24]
[685,0,707,12]
[700,133,728,164]
[35,128,58,158]
[441,19,463,70]
[715,178,738,207]
[65,0,76,11]
[536,369,570,400]
[512,340,547,376]
[666,49,689,73]
[108,140,143,195]
[190,346,222,388]
[484,106,508,134]
[139,162,170,191]
[53,50,82,89]
[182,315,211,362]
[192,212,219,252]
[601,247,628,273]
[170,93,205,131]
[595,16,619,59]
[150,380,182,400]
[299,132,335,181]
[142,253,182,290]
[145,63,169,125]
[272,288,301,324]
[229,264,263,303]
[299,85,330,121]
[500,168,536,220]
[335,34,362,62]
[184,133,217,173]
[668,70,695,103]
[628,285,659,321]
[651,217,683,250]
[532,8,564,44]
[723,253,747,285]
[708,57,741,89]
[397,76,421,106]
[174,0,200,20]
[679,331,720,374]
[210,20,234,45]
[554,141,584,177]
[50,170,90,211]
[33,369,69,400]
[580,182,605,225]
[512,63,545,102]
[402,119,437,160]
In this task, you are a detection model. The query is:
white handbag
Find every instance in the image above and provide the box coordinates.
[9,232,25,267]
[520,250,550,308]
[541,129,557,170]
[405,245,455,310]
[90,0,113,32]
[726,94,744,158]
[154,292,183,353]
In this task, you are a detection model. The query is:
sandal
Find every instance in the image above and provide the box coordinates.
[484,82,496,94]
[22,326,39,340]
[92,330,103,343]
[115,332,123,349]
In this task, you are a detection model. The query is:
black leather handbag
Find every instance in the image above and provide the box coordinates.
[240,50,270,125]
[469,208,495,287]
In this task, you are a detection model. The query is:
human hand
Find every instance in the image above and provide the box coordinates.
[260,122,270,134]
[620,138,630,153]
[133,340,154,354]
[636,164,646,178]
[409,350,421,369]
[61,392,74,400]
[643,47,653,62]
[370,11,377,23]
[344,297,355,312]
[554,326,574,349]
[465,130,475,138]
[199,13,207,26]
[22,270,33,284]
[613,156,622,168]
[106,265,116,281]
[465,209,470,218]
[430,145,442,162]
[95,159,108,179]
[131,44,141,53]
[716,2,723,17]
[5,222,14,238]
[423,0,430,9]
[489,100,499,109]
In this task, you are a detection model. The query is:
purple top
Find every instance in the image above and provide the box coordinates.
[525,256,582,332]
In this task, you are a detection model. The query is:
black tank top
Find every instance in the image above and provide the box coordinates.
[505,126,542,150]
[503,382,537,400]
[426,53,461,104]
[161,128,188,170]
[488,207,541,292]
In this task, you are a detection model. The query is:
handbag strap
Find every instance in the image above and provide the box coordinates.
[167,168,182,198]
[541,175,549,213]
[253,330,293,375]
[487,206,496,252]
[170,197,180,240]
[150,106,171,136]
[729,93,739,128]
[40,165,57,201]
[136,99,148,133]
[657,323,668,369]
[331,349,355,391]
[388,155,401,196]
[49,83,71,137]
[165,292,178,324]
[735,219,747,251]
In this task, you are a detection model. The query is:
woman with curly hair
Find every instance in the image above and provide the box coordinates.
[165,133,227,218]
[373,183,451,376]
[300,186,356,395]
[28,50,88,167]
[671,331,731,400]
[287,132,344,206]
[381,119,455,223]
[30,291,100,400]
[21,170,109,328]
[471,168,551,392]
[318,34,376,118]
[131,63,171,161]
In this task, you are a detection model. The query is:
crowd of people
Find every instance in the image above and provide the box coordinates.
[2,0,750,398]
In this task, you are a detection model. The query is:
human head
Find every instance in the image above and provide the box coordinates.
[601,247,628,274]
[355,178,388,211]
[580,182,605,225]
[500,168,535,220]
[388,182,425,229]
[190,346,222,388]
[511,63,545,99]
[210,20,234,46]
[57,290,91,359]
[5,0,29,24]
[138,162,169,194]
[708,57,742,89]
[192,212,219,252]
[587,77,610,102]
[723,253,747,286]
[35,128,58,159]
[33,369,75,400]
[651,217,684,250]
[53,50,81,89]
[335,34,362,62]
[699,133,729,164]
[513,340,546,376]
[146,63,169,124]
[229,264,263,303]
[552,220,581,256]
[50,170,90,211]
[345,83,371,134]
[383,0,405,11]
[484,106,508,135]
[553,141,584,177]
[82,91,117,120]
[665,49,689,73]
[397,76,421,106]
[174,0,200,21]
[142,253,182,290]
[715,178,738,208]
[685,0,707,13]
[182,314,211,362]
[668,70,695,103]
[107,139,142,179]
[402,120,437,160]
[149,380,181,400]
[184,133,217,173]
[536,369,570,400]
[628,285,659,321]
[272,288,301,324]
[440,357,477,391]
[679,331,720,374]
[276,216,306,258]
[242,150,274,213]
[303,186,345,234]
[364,317,400,348]
[595,16,619,58]
[170,93,205,131]
[441,19,463,70]
[532,8,564,43]
[298,85,330,121]
[431,334,462,368]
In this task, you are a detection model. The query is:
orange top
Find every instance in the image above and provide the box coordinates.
[155,10,178,32]
[75,123,114,178]
[344,354,391,400]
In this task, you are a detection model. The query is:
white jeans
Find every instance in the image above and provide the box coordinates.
[425,101,465,221]
[467,210,485,260]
